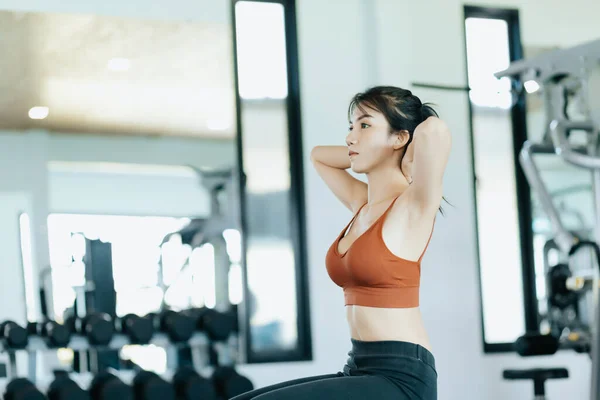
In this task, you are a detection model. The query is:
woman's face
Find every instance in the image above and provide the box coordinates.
[346,105,406,174]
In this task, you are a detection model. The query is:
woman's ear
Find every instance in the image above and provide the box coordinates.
[392,130,411,150]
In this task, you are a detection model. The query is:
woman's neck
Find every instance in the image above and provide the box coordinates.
[365,168,410,205]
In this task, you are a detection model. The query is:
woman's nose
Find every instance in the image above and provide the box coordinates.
[346,134,357,146]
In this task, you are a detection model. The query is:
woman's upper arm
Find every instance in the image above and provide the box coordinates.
[410,117,452,212]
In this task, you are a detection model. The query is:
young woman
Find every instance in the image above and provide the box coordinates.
[232,86,452,400]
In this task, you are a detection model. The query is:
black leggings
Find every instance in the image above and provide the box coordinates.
[231,339,438,400]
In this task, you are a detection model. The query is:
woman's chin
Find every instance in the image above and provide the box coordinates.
[350,164,366,174]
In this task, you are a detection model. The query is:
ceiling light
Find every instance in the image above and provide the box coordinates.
[108,58,131,71]
[29,106,49,120]
[524,80,540,94]
[207,120,230,131]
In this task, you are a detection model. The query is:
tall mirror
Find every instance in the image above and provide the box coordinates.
[0,1,310,378]
[3,9,240,373]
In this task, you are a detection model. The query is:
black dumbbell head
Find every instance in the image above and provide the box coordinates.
[1,321,29,349]
[85,314,114,346]
[160,311,195,342]
[5,378,46,400]
[204,311,235,342]
[89,371,133,400]
[212,367,253,399]
[185,308,235,341]
[173,367,217,400]
[133,371,175,400]
[120,314,154,344]
[48,376,90,400]
[44,321,71,348]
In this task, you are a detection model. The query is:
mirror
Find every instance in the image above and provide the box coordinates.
[0,1,311,375]
[0,8,239,373]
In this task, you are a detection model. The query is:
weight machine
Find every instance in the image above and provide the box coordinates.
[495,38,600,400]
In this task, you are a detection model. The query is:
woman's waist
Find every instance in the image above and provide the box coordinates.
[345,305,431,350]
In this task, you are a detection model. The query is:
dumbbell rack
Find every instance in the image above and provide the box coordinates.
[0,331,238,382]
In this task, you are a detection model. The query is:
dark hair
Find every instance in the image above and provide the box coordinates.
[348,86,451,215]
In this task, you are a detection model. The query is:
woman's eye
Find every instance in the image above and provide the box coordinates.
[361,123,369,129]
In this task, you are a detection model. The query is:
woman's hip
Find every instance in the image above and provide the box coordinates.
[343,338,438,381]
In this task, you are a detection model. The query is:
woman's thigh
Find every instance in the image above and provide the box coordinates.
[229,373,341,400]
[252,374,414,400]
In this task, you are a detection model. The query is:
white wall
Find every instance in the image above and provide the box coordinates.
[0,0,598,399]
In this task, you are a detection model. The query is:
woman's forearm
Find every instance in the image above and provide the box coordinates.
[310,146,351,169]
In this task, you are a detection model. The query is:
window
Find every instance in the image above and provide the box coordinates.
[235,1,288,100]
[464,6,533,352]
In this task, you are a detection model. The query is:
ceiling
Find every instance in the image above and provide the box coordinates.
[0,10,236,139]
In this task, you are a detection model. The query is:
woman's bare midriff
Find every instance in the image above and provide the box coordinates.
[346,305,432,352]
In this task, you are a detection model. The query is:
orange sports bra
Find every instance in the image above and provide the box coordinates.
[325,196,434,308]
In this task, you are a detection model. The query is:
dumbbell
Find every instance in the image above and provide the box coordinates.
[148,311,195,343]
[4,378,46,400]
[47,375,90,400]
[0,321,29,350]
[172,367,217,400]
[114,314,154,344]
[184,308,236,342]
[133,370,175,400]
[65,313,114,346]
[89,371,133,400]
[27,321,70,348]
[212,366,253,400]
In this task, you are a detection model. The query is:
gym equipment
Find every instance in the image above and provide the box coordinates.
[497,38,600,399]
[547,264,580,309]
[89,371,133,400]
[503,368,569,400]
[4,378,46,400]
[47,375,90,400]
[27,321,70,348]
[172,367,217,400]
[65,313,114,346]
[515,332,560,357]
[132,370,175,400]
[184,308,236,342]
[159,168,240,311]
[0,321,29,349]
[212,366,253,399]
[114,314,154,345]
[149,310,195,343]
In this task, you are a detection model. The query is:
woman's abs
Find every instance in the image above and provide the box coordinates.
[346,305,433,352]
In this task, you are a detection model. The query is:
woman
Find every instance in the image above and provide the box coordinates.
[232,86,452,400]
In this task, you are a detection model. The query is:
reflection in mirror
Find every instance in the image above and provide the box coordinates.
[0,9,240,374]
